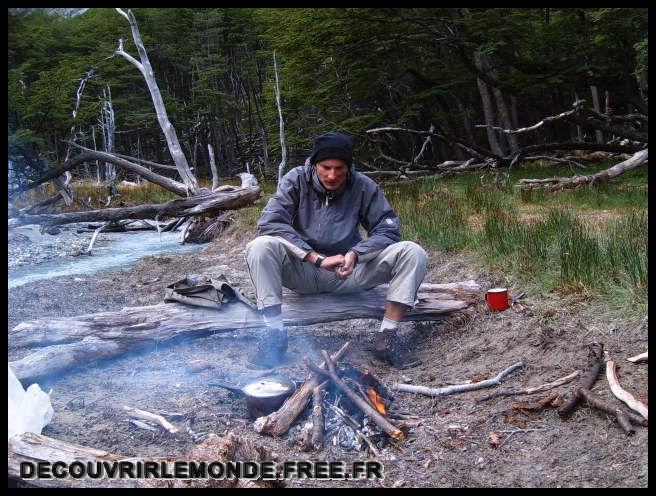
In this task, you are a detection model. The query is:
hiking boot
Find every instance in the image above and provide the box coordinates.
[247,328,288,369]
[372,328,421,369]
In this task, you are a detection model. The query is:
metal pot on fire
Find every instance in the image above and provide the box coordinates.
[208,375,296,419]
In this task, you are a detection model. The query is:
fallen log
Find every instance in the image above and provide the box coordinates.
[10,186,261,227]
[8,431,284,488]
[9,281,479,384]
[519,148,648,191]
[253,342,351,437]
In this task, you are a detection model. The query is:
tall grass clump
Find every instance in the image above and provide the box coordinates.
[480,204,523,257]
[603,210,648,293]
[390,183,473,252]
[558,223,605,288]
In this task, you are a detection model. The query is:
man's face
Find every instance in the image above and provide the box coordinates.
[316,158,349,191]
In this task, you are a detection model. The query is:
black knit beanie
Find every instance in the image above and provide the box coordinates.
[310,132,353,166]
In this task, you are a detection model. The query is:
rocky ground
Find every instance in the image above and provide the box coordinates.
[8,223,96,268]
[8,224,649,488]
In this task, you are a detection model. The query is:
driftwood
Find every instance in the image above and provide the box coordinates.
[578,388,647,435]
[10,281,479,384]
[8,431,283,488]
[394,361,524,397]
[605,360,648,420]
[122,406,179,434]
[476,370,581,402]
[626,352,648,364]
[558,342,604,418]
[306,350,404,440]
[10,186,260,228]
[253,342,351,437]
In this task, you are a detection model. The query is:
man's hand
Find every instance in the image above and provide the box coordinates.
[335,251,357,280]
[321,254,346,272]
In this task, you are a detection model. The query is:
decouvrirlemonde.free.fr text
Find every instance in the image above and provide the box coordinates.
[20,460,384,481]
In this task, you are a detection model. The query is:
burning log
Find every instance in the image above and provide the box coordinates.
[393,361,524,397]
[310,382,327,450]
[253,342,351,437]
[605,360,648,421]
[10,281,479,384]
[558,342,604,418]
[305,350,404,440]
[8,431,284,488]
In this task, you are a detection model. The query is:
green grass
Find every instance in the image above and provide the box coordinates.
[383,161,648,311]
[18,161,646,312]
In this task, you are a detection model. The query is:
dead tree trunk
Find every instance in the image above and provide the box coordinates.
[114,8,198,194]
[273,50,287,188]
[10,186,260,228]
[474,52,505,157]
[207,143,219,190]
[590,85,605,144]
[9,281,479,384]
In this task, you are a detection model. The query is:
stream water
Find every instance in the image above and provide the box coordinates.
[8,229,204,289]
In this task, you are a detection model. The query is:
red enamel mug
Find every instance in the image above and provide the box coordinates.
[485,287,510,312]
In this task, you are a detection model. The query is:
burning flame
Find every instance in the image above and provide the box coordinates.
[366,388,387,416]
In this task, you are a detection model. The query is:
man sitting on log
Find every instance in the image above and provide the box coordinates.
[246,132,428,368]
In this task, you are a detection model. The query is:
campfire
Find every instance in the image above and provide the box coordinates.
[251,341,407,456]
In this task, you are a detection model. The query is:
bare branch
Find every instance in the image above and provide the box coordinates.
[394,361,524,397]
[475,100,584,135]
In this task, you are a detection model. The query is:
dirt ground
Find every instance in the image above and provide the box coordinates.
[8,225,648,488]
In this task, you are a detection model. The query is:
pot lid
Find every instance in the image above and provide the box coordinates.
[242,376,295,398]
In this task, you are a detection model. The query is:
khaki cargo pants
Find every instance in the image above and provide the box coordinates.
[245,235,428,310]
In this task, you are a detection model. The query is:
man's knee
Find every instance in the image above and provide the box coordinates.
[245,235,285,262]
[397,241,428,267]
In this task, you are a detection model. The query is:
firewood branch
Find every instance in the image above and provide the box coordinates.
[394,361,524,397]
[605,360,648,421]
[476,370,581,402]
[122,406,179,434]
[626,352,647,364]
[578,388,647,435]
[558,342,604,418]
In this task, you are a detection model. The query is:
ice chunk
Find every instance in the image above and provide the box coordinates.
[8,365,54,439]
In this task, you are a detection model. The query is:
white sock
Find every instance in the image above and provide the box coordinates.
[263,314,284,331]
[379,317,399,333]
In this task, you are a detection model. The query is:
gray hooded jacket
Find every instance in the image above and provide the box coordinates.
[257,159,401,258]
